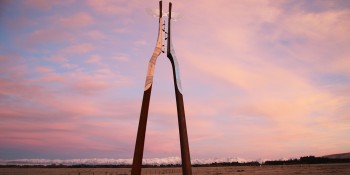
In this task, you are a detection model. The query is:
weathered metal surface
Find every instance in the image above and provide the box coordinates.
[167,2,193,175]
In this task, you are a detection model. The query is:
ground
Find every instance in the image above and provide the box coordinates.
[0,163,350,175]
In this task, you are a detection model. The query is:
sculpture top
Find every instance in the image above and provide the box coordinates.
[144,1,163,91]
[167,2,183,94]
[144,1,183,94]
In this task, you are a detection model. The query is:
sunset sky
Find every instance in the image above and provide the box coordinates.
[1,0,350,161]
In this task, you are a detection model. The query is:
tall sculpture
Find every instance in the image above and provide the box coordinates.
[131,1,193,175]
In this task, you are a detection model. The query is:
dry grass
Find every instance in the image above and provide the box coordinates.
[1,163,350,175]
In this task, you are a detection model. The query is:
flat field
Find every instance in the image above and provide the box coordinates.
[1,163,350,175]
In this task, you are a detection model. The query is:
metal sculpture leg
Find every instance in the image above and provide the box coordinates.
[131,1,163,175]
[131,86,152,175]
[167,2,193,175]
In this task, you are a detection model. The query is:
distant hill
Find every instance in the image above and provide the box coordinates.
[0,157,248,166]
[323,152,350,159]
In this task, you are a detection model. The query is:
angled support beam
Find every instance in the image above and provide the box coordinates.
[131,1,163,175]
[167,2,193,175]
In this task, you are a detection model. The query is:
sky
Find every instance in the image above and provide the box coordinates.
[0,0,350,161]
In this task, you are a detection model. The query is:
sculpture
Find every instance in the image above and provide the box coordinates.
[131,1,193,175]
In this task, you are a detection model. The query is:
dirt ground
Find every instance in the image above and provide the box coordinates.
[1,163,350,175]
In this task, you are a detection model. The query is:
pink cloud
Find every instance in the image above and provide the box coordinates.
[86,55,102,64]
[282,10,350,42]
[3,16,36,31]
[59,12,93,29]
[25,0,60,10]
[0,78,97,118]
[44,55,78,70]
[133,39,147,46]
[35,66,54,74]
[23,28,72,46]
[114,28,129,33]
[0,54,27,78]
[37,70,120,95]
[0,54,131,123]
[331,54,350,75]
[48,55,68,63]
[84,30,106,40]
[63,43,94,54]
[67,76,110,94]
[0,116,136,154]
[0,78,100,119]
[38,64,130,96]
[87,0,134,14]
[0,90,139,154]
[0,74,42,99]
[113,54,129,62]
[25,0,75,10]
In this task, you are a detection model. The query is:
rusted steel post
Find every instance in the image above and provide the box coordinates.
[167,2,193,175]
[131,1,163,175]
